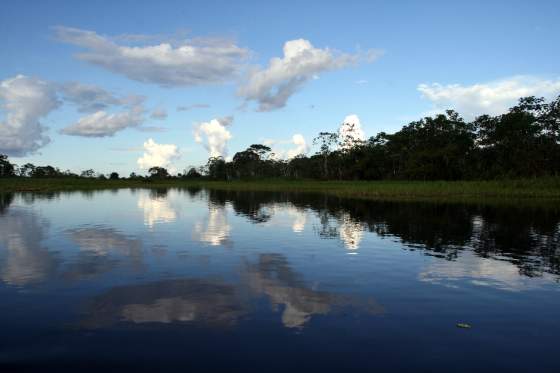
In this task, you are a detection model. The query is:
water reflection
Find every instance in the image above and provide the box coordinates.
[244,254,383,328]
[186,189,560,278]
[192,203,231,246]
[83,253,383,330]
[66,226,142,257]
[138,189,177,227]
[83,279,247,328]
[0,207,57,286]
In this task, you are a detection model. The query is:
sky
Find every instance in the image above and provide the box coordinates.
[1,0,559,175]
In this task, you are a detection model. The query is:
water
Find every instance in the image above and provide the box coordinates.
[0,188,558,372]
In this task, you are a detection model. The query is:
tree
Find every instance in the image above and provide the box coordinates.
[19,163,36,177]
[109,172,120,180]
[148,166,169,179]
[32,165,61,178]
[205,157,227,180]
[80,169,95,178]
[0,155,16,177]
[185,167,202,178]
[313,132,339,179]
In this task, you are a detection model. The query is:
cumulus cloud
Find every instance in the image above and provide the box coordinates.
[0,75,60,156]
[339,114,365,149]
[137,138,180,171]
[193,116,233,158]
[239,39,382,111]
[263,134,309,159]
[60,104,145,137]
[418,76,560,119]
[54,26,249,87]
[177,103,210,111]
[150,107,167,120]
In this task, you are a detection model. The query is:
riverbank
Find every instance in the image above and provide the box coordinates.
[1,177,560,203]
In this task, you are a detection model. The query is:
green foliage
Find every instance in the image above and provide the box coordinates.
[0,154,16,178]
[148,167,170,179]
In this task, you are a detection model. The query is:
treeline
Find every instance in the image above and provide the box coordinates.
[1,95,559,181]
[206,95,560,180]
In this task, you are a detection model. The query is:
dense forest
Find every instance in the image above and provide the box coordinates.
[1,95,559,181]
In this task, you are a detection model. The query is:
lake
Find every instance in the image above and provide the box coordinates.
[0,188,558,372]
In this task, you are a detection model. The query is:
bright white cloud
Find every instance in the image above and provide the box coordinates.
[54,26,249,87]
[239,39,381,111]
[339,114,365,149]
[193,116,233,158]
[137,138,180,172]
[150,108,167,120]
[60,105,145,137]
[286,134,308,158]
[0,75,60,156]
[418,76,560,119]
[263,133,309,159]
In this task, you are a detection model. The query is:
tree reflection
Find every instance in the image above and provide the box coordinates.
[205,190,560,278]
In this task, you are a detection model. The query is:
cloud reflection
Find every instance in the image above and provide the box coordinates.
[192,204,231,246]
[0,208,57,286]
[137,190,177,227]
[82,254,383,330]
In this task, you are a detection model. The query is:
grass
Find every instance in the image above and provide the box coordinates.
[1,177,560,205]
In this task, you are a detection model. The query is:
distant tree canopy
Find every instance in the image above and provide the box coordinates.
[0,154,15,177]
[1,95,559,182]
[148,166,170,179]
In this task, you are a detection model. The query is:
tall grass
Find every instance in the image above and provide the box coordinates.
[1,177,560,204]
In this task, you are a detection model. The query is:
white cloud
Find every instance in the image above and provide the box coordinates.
[137,138,180,172]
[239,39,382,111]
[418,76,560,119]
[0,75,60,156]
[193,116,233,158]
[54,26,249,87]
[339,114,365,149]
[263,133,309,159]
[60,104,145,137]
[286,134,308,158]
[150,107,167,120]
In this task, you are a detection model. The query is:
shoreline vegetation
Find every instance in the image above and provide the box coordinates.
[2,177,560,205]
[1,95,560,207]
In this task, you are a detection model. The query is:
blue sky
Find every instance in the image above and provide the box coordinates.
[1,0,559,175]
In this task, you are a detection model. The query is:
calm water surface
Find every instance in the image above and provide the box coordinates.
[0,189,559,372]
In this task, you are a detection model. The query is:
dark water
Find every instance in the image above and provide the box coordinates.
[0,189,559,372]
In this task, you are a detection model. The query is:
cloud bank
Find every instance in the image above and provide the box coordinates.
[239,39,381,111]
[54,26,249,87]
[61,104,145,137]
[418,76,560,119]
[0,75,60,156]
